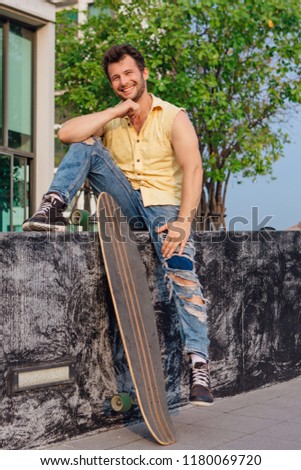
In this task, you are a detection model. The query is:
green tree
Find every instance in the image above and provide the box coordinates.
[55,0,301,230]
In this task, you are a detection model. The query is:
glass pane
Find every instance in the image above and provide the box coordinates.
[13,155,29,231]
[88,4,111,18]
[65,9,78,23]
[0,24,3,145]
[0,154,11,232]
[8,24,33,152]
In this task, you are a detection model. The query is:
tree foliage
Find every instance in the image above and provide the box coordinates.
[55,0,301,229]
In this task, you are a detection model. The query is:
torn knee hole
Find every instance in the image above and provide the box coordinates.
[168,273,197,287]
[179,294,206,306]
[166,255,193,271]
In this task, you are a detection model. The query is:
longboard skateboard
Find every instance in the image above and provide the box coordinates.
[97,192,176,446]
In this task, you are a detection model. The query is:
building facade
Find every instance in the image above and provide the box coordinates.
[0,0,55,232]
[49,0,97,24]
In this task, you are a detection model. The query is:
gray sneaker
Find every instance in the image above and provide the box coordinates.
[22,194,68,232]
[189,361,214,406]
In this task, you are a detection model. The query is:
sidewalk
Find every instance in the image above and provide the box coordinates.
[44,377,301,450]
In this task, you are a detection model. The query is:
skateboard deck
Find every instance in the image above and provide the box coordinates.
[97,192,176,446]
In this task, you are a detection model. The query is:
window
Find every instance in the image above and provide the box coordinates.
[88,2,110,18]
[8,23,33,152]
[0,19,33,232]
[0,154,30,232]
[13,155,30,231]
[64,9,78,24]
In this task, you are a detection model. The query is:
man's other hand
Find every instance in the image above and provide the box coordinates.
[156,219,192,258]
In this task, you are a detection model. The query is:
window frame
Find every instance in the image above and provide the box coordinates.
[0,18,35,157]
[0,17,35,231]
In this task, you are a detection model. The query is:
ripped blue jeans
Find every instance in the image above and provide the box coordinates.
[48,138,209,359]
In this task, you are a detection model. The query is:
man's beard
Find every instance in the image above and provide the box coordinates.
[116,75,146,102]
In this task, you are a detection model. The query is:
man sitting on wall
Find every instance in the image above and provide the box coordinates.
[23,44,214,406]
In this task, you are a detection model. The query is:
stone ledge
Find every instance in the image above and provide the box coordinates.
[1,230,301,449]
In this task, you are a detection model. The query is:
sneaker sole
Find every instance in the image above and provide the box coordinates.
[189,399,214,407]
[22,221,67,232]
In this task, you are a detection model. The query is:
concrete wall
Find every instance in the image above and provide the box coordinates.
[1,231,301,449]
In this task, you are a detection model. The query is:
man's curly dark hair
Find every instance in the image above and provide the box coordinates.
[102,44,146,81]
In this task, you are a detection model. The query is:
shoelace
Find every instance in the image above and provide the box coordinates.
[191,363,210,388]
[36,197,56,215]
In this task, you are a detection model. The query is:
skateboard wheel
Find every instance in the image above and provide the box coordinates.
[70,209,90,229]
[111,393,132,412]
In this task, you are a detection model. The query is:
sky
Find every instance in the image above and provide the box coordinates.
[225,113,301,231]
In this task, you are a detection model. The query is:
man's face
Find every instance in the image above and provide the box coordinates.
[108,54,148,102]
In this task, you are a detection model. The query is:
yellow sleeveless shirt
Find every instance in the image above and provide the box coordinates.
[103,94,184,207]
